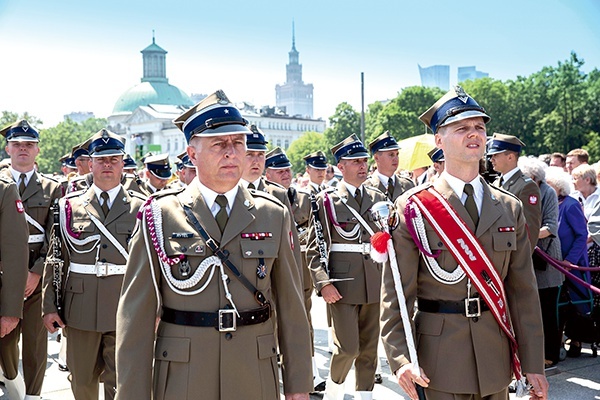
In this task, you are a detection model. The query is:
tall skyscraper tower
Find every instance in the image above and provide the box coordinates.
[458,66,489,83]
[275,22,314,118]
[418,64,450,91]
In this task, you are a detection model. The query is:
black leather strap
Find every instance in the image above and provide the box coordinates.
[418,298,489,315]
[162,305,270,328]
[181,203,267,306]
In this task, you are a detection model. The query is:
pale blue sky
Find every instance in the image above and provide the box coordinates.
[0,0,598,127]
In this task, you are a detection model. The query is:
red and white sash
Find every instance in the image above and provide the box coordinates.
[406,186,524,381]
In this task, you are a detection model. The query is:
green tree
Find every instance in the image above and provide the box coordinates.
[323,102,360,163]
[38,118,107,174]
[286,131,327,175]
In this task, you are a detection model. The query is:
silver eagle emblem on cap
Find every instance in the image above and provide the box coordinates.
[454,85,469,104]
[215,90,230,105]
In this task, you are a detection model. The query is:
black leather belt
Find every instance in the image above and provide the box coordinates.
[161,304,271,332]
[418,298,489,318]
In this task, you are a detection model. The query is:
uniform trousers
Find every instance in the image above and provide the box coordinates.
[66,326,116,400]
[0,283,47,395]
[329,302,379,391]
[425,387,509,400]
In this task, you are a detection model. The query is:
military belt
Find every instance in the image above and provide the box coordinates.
[418,297,489,318]
[161,304,271,332]
[330,243,371,254]
[69,262,126,277]
[28,234,45,244]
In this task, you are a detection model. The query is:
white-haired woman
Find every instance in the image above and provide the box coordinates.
[519,157,564,367]
[545,166,592,358]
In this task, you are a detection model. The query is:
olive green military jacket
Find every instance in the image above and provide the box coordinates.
[0,177,29,318]
[115,183,312,400]
[380,177,544,396]
[366,173,415,202]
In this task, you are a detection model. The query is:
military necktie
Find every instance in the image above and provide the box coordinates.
[215,195,229,233]
[19,173,27,195]
[100,191,110,217]
[354,188,362,207]
[499,177,504,187]
[247,183,255,190]
[463,183,479,227]
[387,177,394,200]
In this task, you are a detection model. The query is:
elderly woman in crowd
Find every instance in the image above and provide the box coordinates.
[545,166,593,358]
[571,164,600,219]
[519,158,565,367]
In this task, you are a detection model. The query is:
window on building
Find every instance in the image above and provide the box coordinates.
[284,140,289,149]
[167,138,171,152]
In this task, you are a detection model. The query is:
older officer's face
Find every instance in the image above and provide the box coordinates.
[374,149,399,177]
[436,117,486,165]
[338,157,368,187]
[265,167,293,189]
[188,134,246,193]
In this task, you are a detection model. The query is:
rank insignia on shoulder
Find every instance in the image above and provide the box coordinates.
[15,199,24,213]
[257,262,267,279]
[529,195,538,205]
[241,232,273,240]
[171,232,194,239]
[498,226,515,232]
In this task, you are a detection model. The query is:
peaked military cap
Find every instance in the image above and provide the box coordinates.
[144,153,172,179]
[71,140,91,160]
[173,89,251,143]
[177,151,194,169]
[331,134,369,163]
[303,150,328,169]
[60,153,77,169]
[419,85,490,133]
[427,147,445,163]
[88,129,126,157]
[246,124,268,151]
[368,131,400,155]
[0,119,39,142]
[140,152,154,164]
[486,133,525,155]
[123,154,137,170]
[265,147,292,169]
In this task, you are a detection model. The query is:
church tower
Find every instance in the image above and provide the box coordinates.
[275,22,314,118]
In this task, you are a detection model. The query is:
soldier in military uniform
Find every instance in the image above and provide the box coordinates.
[264,147,325,390]
[0,120,63,400]
[427,147,445,179]
[304,151,328,194]
[140,153,172,195]
[366,131,415,202]
[42,129,146,400]
[488,133,542,251]
[115,91,312,400]
[66,141,93,194]
[0,167,30,399]
[307,134,386,400]
[172,150,197,187]
[380,86,548,400]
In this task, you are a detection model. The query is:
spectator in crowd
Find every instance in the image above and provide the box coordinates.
[566,149,589,174]
[549,152,566,170]
[571,164,600,219]
[545,166,592,358]
[519,157,565,368]
[538,154,551,166]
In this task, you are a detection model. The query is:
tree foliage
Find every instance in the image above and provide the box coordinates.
[286,131,327,175]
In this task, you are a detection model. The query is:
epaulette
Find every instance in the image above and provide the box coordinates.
[296,187,311,196]
[264,179,285,190]
[404,182,432,199]
[523,176,534,183]
[250,190,286,209]
[150,186,185,199]
[488,183,521,202]
[128,190,148,201]
[64,189,85,199]
[364,184,385,195]
[0,175,13,185]
[39,173,60,183]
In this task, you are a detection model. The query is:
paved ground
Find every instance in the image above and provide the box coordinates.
[1,293,599,399]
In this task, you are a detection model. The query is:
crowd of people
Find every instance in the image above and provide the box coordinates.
[2,85,599,400]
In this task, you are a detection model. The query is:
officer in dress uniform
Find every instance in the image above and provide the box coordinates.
[380,86,548,400]
[427,147,445,179]
[304,151,328,194]
[307,134,387,400]
[488,133,542,251]
[0,166,30,399]
[175,150,197,186]
[42,129,146,400]
[115,90,312,400]
[264,147,325,391]
[0,120,63,400]
[367,131,415,202]
[140,153,172,195]
[67,141,93,194]
[120,154,145,193]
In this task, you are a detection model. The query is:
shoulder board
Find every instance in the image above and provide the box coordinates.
[0,175,13,185]
[523,176,534,183]
[264,179,285,190]
[64,189,86,199]
[39,173,60,184]
[127,190,148,201]
[69,175,85,183]
[404,182,432,198]
[364,184,384,195]
[251,190,286,209]
[296,188,311,196]
[150,186,185,199]
[488,183,520,201]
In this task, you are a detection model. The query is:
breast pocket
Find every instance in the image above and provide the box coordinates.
[240,239,278,289]
[492,231,517,275]
[71,219,96,234]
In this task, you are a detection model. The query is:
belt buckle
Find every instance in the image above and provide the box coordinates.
[465,297,481,318]
[361,243,370,254]
[218,309,237,332]
[95,262,108,277]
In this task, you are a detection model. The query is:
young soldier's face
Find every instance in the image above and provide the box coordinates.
[436,118,486,166]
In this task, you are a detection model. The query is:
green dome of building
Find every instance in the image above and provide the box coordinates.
[112,36,194,114]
